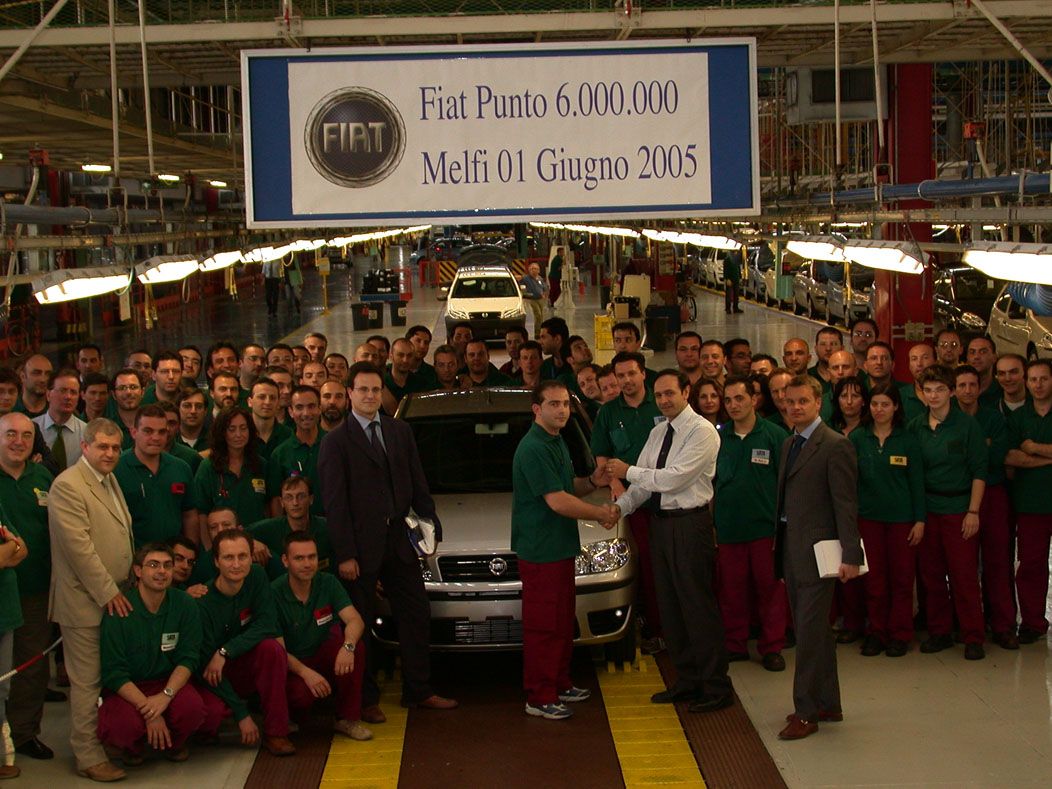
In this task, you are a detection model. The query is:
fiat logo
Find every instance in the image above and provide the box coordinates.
[304,87,406,188]
[488,557,508,577]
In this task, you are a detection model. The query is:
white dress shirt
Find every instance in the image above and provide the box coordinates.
[616,405,721,515]
[33,411,86,467]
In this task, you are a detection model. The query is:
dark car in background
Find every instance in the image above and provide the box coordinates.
[933,266,1000,333]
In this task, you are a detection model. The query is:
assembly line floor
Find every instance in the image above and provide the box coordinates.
[24,276,1052,788]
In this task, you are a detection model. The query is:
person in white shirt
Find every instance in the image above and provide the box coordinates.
[32,369,86,472]
[606,369,732,714]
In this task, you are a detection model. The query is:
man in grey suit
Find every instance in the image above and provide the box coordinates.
[49,418,134,781]
[775,375,862,741]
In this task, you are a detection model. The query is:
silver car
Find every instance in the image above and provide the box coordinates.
[825,264,874,325]
[379,389,638,661]
[793,259,829,318]
[988,284,1052,360]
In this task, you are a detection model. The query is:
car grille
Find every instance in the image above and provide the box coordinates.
[469,311,500,320]
[453,618,523,645]
[438,554,520,582]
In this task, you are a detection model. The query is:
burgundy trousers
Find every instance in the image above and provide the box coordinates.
[221,639,290,737]
[978,484,1017,633]
[716,537,787,655]
[286,626,366,722]
[520,558,576,706]
[858,519,917,643]
[1016,513,1052,633]
[97,679,209,755]
[919,512,985,645]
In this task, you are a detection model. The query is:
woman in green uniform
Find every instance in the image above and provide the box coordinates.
[193,408,270,544]
[850,383,926,657]
[831,376,868,436]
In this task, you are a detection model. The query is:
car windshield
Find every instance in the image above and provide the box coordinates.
[407,411,595,493]
[451,276,518,298]
[849,268,875,288]
[952,269,1000,300]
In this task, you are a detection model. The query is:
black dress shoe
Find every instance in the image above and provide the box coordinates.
[964,643,985,661]
[727,651,749,662]
[761,652,786,672]
[650,687,700,704]
[920,634,954,653]
[1017,626,1045,645]
[836,629,861,645]
[860,635,884,657]
[44,688,67,703]
[885,640,909,657]
[687,694,733,714]
[16,737,54,760]
[992,631,1020,650]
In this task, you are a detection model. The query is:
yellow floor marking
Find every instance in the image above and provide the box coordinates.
[598,655,706,787]
[319,678,407,789]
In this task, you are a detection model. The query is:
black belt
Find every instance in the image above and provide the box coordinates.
[652,506,707,519]
[926,489,970,498]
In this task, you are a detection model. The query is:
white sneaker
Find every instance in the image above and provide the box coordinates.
[333,719,373,741]
[524,702,573,720]
[558,687,592,703]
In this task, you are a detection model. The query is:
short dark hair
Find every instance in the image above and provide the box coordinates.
[406,325,432,341]
[152,350,182,371]
[280,475,313,495]
[82,372,109,389]
[205,341,239,370]
[178,344,202,359]
[518,340,543,358]
[751,353,777,368]
[47,368,80,390]
[324,353,349,366]
[611,321,640,342]
[166,535,197,556]
[175,386,207,407]
[134,403,168,427]
[1026,358,1052,377]
[133,542,174,567]
[849,317,879,336]
[267,342,294,358]
[432,344,457,361]
[465,339,489,353]
[347,362,383,389]
[532,380,569,405]
[700,339,724,354]
[213,528,253,560]
[816,326,843,342]
[209,371,239,390]
[996,353,1027,369]
[504,326,528,342]
[674,331,702,348]
[954,363,981,382]
[77,343,102,358]
[723,374,753,396]
[366,334,390,351]
[611,351,646,374]
[867,340,895,361]
[449,322,473,337]
[290,384,320,402]
[918,364,955,389]
[250,377,278,397]
[654,369,690,392]
[0,367,18,388]
[283,531,317,555]
[111,368,142,389]
[967,335,997,354]
[723,338,750,357]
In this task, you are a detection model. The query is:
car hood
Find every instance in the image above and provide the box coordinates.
[432,490,623,552]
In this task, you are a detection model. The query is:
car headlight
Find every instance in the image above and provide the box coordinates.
[575,538,631,576]
[501,306,526,319]
[852,293,869,305]
[1040,332,1052,350]
[961,312,987,331]
[446,306,469,320]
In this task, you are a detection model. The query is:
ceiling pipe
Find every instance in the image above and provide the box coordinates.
[814,173,1051,205]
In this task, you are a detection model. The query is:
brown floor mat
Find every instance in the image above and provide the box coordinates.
[655,653,786,789]
[243,712,333,789]
[398,651,625,789]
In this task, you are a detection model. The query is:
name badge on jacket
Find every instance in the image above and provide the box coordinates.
[314,605,333,627]
[751,448,771,465]
[889,456,908,466]
[161,632,180,652]
[251,478,266,494]
[239,608,253,626]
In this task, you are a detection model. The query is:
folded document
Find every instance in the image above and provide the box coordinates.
[814,539,868,579]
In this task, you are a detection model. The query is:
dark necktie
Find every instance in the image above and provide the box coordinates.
[369,421,386,459]
[370,422,395,518]
[785,433,806,477]
[647,423,675,512]
[51,424,68,471]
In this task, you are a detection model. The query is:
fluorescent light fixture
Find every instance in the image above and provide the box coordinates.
[208,180,227,188]
[82,163,112,173]
[327,225,433,247]
[843,240,927,275]
[287,239,327,252]
[642,229,742,250]
[156,173,180,183]
[530,222,640,239]
[963,242,1052,285]
[199,250,244,272]
[32,266,130,305]
[135,254,200,285]
[785,235,847,262]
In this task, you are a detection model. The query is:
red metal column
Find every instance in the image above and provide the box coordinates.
[874,63,935,380]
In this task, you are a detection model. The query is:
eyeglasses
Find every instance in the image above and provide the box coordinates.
[143,560,174,570]
[937,341,960,348]
[114,385,141,392]
[853,330,875,338]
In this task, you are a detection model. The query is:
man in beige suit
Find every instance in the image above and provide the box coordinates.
[49,418,134,782]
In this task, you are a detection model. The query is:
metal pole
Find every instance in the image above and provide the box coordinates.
[970,0,1052,102]
[0,0,73,86]
[870,0,885,151]
[137,0,155,176]
[834,0,842,170]
[107,0,121,178]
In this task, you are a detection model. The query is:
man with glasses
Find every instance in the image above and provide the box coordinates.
[934,329,963,367]
[142,352,184,406]
[125,351,153,388]
[109,369,145,450]
[994,354,1028,414]
[848,319,879,368]
[97,543,213,765]
[250,476,333,581]
[724,339,752,377]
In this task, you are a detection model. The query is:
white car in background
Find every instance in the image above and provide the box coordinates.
[988,284,1052,359]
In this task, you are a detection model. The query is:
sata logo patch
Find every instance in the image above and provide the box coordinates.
[171,482,186,495]
[314,605,334,627]
[239,608,253,627]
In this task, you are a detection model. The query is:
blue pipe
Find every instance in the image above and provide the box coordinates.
[812,173,1051,205]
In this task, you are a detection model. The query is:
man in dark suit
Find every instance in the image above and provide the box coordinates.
[319,362,456,723]
[775,375,862,741]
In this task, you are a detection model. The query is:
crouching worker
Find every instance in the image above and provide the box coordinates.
[195,529,295,756]
[97,543,217,765]
[273,533,370,741]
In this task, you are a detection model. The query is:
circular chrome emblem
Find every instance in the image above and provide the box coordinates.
[488,557,508,577]
[304,87,406,188]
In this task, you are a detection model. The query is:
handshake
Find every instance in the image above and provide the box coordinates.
[595,502,620,530]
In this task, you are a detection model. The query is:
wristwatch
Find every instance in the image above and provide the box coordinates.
[342,642,356,653]
[163,687,175,699]
[218,647,229,658]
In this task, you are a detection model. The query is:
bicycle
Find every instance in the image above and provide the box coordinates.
[677,281,698,323]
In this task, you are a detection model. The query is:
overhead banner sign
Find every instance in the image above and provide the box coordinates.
[242,40,759,228]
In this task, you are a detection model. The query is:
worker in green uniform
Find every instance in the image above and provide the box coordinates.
[114,405,196,548]
[714,375,790,670]
[158,401,203,475]
[512,380,615,720]
[899,343,935,423]
[272,532,370,741]
[382,339,434,415]
[0,494,29,780]
[250,476,333,580]
[908,364,987,660]
[97,543,213,765]
[267,386,326,517]
[249,378,292,461]
[591,350,665,649]
[850,382,925,658]
[184,507,242,590]
[0,412,56,762]
[195,529,294,757]
[459,341,512,388]
[193,408,270,539]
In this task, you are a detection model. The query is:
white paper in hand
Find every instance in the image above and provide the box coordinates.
[405,512,437,557]
[813,539,868,579]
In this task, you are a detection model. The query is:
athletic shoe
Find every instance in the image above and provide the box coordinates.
[558,687,591,703]
[525,702,573,720]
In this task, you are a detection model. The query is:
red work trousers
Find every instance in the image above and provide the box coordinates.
[286,626,366,722]
[716,537,787,655]
[978,484,1017,634]
[1016,513,1052,633]
[520,558,576,706]
[627,509,662,638]
[222,639,290,737]
[919,512,985,645]
[97,680,210,755]
[858,519,917,643]
[832,577,867,634]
